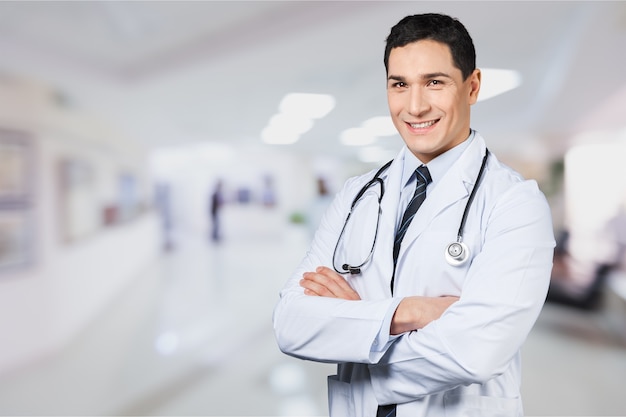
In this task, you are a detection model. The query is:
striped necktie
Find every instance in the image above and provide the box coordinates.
[392,164,431,266]
[378,165,431,417]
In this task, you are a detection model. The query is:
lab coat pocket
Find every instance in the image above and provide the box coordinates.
[443,393,521,417]
[327,375,355,417]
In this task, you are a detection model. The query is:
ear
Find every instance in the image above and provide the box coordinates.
[468,69,481,105]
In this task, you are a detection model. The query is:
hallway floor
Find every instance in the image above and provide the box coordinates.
[0,208,625,416]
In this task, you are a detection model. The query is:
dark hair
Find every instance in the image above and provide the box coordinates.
[384,13,476,80]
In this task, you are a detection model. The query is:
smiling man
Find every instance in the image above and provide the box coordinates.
[273,13,555,417]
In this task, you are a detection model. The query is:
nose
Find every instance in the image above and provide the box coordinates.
[408,87,429,116]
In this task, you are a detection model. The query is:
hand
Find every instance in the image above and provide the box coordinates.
[390,295,459,335]
[300,266,361,300]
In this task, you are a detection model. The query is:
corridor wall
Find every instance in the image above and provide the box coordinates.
[0,76,160,376]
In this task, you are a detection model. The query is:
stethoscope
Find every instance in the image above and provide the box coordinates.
[332,149,490,274]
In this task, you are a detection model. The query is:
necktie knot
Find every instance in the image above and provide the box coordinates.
[415,165,432,187]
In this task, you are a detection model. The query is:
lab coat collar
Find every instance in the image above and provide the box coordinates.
[394,133,489,260]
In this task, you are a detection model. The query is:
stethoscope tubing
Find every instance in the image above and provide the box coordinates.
[455,149,490,243]
[333,148,490,273]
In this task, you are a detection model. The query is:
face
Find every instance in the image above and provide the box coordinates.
[387,40,481,163]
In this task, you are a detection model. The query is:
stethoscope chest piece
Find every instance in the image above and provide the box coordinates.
[445,241,470,266]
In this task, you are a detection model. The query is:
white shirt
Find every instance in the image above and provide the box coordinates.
[396,130,475,235]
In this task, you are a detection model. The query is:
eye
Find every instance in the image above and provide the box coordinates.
[392,81,406,88]
[427,79,443,87]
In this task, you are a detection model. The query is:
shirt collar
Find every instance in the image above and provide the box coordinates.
[400,129,475,188]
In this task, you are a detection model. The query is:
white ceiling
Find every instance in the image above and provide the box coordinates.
[1,1,625,162]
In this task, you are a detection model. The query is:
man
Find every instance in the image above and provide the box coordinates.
[209,179,224,242]
[273,13,554,416]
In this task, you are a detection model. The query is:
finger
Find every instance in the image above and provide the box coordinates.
[300,276,335,297]
[318,267,361,300]
[313,268,361,300]
[301,271,347,298]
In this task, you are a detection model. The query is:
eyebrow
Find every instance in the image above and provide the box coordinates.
[387,72,453,82]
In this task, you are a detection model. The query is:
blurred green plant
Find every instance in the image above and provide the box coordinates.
[289,212,307,224]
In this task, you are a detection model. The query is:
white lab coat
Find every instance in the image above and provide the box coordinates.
[273,133,555,417]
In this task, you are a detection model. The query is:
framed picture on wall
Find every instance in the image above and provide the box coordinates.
[0,129,32,206]
[0,209,31,271]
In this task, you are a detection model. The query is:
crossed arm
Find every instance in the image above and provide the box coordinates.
[300,266,458,335]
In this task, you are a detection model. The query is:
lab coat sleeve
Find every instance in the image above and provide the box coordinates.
[273,175,401,364]
[369,180,555,404]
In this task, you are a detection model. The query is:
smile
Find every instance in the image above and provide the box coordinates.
[409,120,438,129]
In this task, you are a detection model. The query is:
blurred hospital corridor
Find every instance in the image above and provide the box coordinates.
[0,210,334,416]
[1,1,626,416]
[0,208,625,416]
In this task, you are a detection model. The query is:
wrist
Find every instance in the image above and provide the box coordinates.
[390,297,422,335]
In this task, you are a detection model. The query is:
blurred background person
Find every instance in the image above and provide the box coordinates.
[307,176,334,238]
[209,178,224,243]
[261,174,277,208]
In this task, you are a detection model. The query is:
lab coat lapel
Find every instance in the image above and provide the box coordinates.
[379,148,406,233]
[371,149,405,280]
[398,136,488,255]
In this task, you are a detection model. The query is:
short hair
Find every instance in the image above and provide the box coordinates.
[384,13,476,80]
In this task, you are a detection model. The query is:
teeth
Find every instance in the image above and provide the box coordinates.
[410,120,436,129]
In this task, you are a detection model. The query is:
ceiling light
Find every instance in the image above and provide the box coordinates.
[261,113,312,145]
[279,93,336,119]
[262,92,335,145]
[478,68,522,102]
[261,125,300,145]
[340,127,376,146]
[268,113,314,135]
[362,116,397,136]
